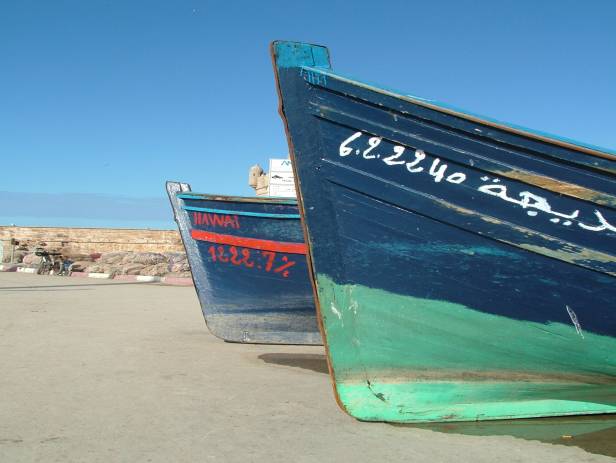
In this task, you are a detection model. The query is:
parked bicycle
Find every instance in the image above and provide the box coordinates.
[34,248,70,275]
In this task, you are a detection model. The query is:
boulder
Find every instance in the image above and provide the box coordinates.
[70,261,92,272]
[99,252,127,265]
[22,253,42,266]
[85,264,107,273]
[170,260,190,273]
[139,262,169,277]
[167,252,186,264]
[121,263,145,275]
[132,252,168,266]
[166,252,189,272]
[120,253,134,264]
[105,266,120,277]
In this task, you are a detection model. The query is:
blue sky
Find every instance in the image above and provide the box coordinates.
[1,0,615,229]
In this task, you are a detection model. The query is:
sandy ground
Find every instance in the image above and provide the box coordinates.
[0,272,614,463]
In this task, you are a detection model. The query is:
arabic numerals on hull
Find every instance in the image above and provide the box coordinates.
[337,131,616,236]
[207,244,297,278]
[338,131,467,185]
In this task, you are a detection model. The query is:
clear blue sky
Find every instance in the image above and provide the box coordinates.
[1,0,615,229]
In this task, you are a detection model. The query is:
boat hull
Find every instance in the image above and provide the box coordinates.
[166,181,321,344]
[272,41,616,421]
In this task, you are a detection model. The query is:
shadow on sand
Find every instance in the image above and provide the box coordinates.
[258,353,616,457]
[393,414,616,458]
[258,353,329,375]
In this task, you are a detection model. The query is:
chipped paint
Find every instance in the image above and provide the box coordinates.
[566,305,584,339]
[436,200,616,275]
[330,302,343,321]
[272,41,616,424]
[493,170,616,207]
[301,66,616,161]
[316,274,616,422]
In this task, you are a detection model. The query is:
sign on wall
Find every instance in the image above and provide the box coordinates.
[268,158,296,197]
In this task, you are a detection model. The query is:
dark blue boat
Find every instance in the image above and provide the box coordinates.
[166,181,320,344]
[272,41,616,421]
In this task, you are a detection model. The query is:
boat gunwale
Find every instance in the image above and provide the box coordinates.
[182,205,300,219]
[176,192,298,205]
[300,65,616,162]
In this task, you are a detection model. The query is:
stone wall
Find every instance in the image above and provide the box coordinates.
[0,226,183,259]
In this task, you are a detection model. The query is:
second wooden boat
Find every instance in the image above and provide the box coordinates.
[272,41,616,421]
[166,181,321,344]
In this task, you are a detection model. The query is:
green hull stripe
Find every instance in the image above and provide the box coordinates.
[316,274,616,422]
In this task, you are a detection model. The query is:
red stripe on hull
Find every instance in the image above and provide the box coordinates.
[190,229,307,255]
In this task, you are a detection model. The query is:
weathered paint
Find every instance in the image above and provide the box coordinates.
[272,41,616,422]
[190,229,307,254]
[176,193,297,205]
[183,205,301,219]
[318,274,616,422]
[305,68,616,163]
[166,181,320,345]
[490,171,616,207]
[273,41,330,70]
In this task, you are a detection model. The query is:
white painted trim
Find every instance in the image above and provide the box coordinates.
[17,267,36,274]
[87,273,112,279]
[135,275,161,283]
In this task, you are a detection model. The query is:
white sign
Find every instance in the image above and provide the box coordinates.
[268,158,296,197]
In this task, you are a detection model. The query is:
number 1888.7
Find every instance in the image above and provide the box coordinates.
[207,245,296,278]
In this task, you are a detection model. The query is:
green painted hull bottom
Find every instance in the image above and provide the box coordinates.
[316,275,616,423]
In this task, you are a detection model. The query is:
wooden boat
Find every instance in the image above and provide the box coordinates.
[272,41,616,422]
[166,181,320,344]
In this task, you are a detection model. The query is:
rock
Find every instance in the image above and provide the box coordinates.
[166,252,186,264]
[132,252,168,266]
[139,262,169,277]
[105,266,120,277]
[121,263,145,275]
[120,253,132,264]
[99,252,127,265]
[170,260,190,273]
[85,264,106,273]
[166,252,189,272]
[22,253,41,266]
[70,261,92,272]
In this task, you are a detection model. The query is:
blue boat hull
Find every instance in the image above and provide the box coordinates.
[272,42,616,421]
[166,181,321,344]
